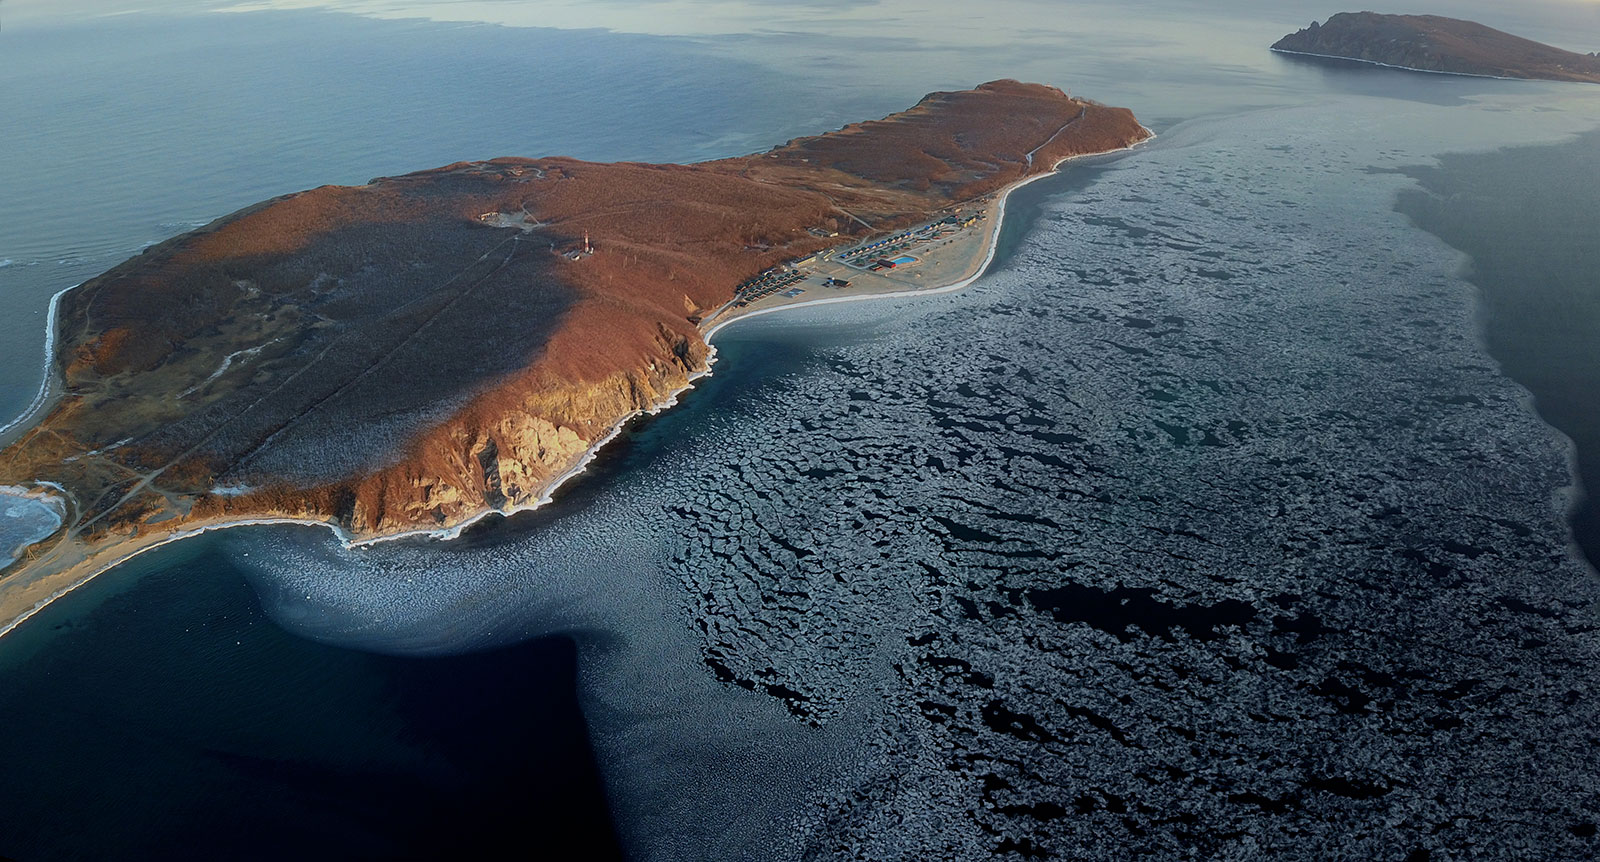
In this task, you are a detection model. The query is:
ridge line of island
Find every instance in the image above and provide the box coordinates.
[0,80,1158,636]
[0,130,1160,641]
[1271,13,1600,85]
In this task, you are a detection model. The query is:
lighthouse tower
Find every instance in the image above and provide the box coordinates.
[583,232,594,255]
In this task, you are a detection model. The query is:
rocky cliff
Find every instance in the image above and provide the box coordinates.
[0,81,1150,556]
[1273,13,1600,83]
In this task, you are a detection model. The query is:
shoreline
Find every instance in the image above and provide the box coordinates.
[0,129,1154,640]
[0,284,74,448]
[1268,47,1521,81]
[705,129,1155,339]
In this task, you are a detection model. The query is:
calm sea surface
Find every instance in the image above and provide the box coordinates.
[2,2,1600,858]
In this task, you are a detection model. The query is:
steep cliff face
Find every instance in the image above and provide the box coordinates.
[209,324,710,535]
[1273,13,1600,83]
[0,80,1150,546]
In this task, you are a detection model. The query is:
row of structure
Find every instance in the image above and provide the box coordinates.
[734,268,807,306]
[836,210,986,269]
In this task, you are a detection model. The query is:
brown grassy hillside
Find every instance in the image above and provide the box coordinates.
[0,80,1149,541]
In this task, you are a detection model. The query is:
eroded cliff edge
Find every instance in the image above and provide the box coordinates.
[0,81,1149,567]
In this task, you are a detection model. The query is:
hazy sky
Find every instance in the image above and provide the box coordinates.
[10,0,1600,49]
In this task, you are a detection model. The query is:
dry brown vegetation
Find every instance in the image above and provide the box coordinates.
[0,80,1149,543]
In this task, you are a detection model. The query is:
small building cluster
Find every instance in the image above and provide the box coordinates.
[734,267,806,306]
[838,229,921,265]
[836,210,986,270]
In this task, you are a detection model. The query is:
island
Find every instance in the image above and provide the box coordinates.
[1272,12,1600,83]
[0,80,1151,634]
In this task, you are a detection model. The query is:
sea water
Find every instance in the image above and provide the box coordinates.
[0,489,61,566]
[3,2,1600,859]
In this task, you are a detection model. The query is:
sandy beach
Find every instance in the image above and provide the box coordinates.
[0,284,75,449]
[704,136,1153,338]
[0,130,1153,640]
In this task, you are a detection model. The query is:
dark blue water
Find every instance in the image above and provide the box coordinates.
[0,535,620,860]
[0,9,894,419]
[1397,131,1600,575]
[0,537,620,857]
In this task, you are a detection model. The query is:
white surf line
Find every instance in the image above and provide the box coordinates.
[361,131,1165,546]
[0,513,361,640]
[0,283,76,442]
[344,356,726,549]
[1269,48,1521,81]
[0,493,505,639]
[0,484,67,514]
[0,129,1159,637]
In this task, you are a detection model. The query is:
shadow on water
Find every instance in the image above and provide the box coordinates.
[1269,51,1529,106]
[0,536,622,861]
[1396,127,1600,573]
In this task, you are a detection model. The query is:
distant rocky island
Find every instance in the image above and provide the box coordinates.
[1273,12,1600,83]
[0,80,1150,633]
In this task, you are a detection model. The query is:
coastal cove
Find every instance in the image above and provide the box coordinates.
[0,487,63,567]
